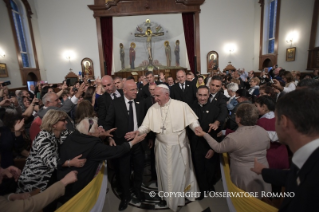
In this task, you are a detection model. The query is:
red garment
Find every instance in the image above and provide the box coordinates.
[257,117,289,169]
[29,116,42,143]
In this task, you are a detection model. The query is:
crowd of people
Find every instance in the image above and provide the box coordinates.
[0,66,319,211]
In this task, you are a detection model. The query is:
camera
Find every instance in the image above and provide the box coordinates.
[1,81,11,86]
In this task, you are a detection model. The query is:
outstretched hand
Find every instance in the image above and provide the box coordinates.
[0,166,21,184]
[14,119,25,132]
[195,126,206,137]
[250,158,266,175]
[60,171,78,186]
[103,128,116,137]
[125,130,138,140]
[208,122,219,132]
[70,154,87,168]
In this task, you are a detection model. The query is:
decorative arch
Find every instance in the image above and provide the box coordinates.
[258,0,281,70]
[3,0,41,85]
[88,0,205,76]
[26,72,38,81]
[262,58,273,68]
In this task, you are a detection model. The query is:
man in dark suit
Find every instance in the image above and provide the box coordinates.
[251,89,319,211]
[207,76,228,132]
[136,75,144,91]
[189,86,221,200]
[105,80,147,211]
[97,75,123,128]
[138,71,161,99]
[167,76,175,90]
[144,84,156,111]
[170,70,197,106]
[144,83,157,180]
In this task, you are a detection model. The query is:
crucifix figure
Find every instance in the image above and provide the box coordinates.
[160,125,166,133]
[135,21,164,69]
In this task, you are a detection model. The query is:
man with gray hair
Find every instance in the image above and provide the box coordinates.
[29,83,85,141]
[226,82,239,111]
[126,84,200,211]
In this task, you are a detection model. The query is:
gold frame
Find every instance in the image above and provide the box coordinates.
[286,47,296,62]
[0,63,8,78]
[81,58,95,79]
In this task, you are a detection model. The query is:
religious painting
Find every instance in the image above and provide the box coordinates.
[0,63,8,78]
[286,47,296,62]
[81,58,94,79]
[207,51,219,72]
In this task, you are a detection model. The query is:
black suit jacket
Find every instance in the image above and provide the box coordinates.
[189,101,220,152]
[170,81,197,106]
[139,81,162,99]
[104,96,146,145]
[144,96,155,112]
[262,147,319,212]
[209,91,228,125]
[97,89,123,128]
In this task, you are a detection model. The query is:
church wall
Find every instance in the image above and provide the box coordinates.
[0,1,24,88]
[253,0,314,72]
[276,0,314,71]
[199,0,256,74]
[33,0,99,83]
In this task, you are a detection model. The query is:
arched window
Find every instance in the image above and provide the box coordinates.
[258,0,281,70]
[10,0,30,67]
[4,0,41,85]
[266,0,278,54]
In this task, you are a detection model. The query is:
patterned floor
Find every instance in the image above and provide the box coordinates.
[109,162,191,210]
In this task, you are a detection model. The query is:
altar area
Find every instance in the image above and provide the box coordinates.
[114,67,186,81]
[111,15,190,79]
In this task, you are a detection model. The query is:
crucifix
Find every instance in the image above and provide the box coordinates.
[135,20,164,70]
[160,125,166,133]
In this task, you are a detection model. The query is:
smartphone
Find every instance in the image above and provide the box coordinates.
[36,92,41,99]
[1,81,11,86]
[270,76,274,84]
[51,84,58,88]
[66,79,70,87]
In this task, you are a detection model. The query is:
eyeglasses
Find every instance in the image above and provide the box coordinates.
[59,118,67,122]
[88,119,94,132]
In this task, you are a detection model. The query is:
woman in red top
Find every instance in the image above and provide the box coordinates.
[255,96,289,169]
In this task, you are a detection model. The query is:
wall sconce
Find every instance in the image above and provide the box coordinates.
[224,43,236,54]
[286,31,298,47]
[286,38,293,46]
[224,43,237,64]
[63,50,75,72]
[0,48,5,58]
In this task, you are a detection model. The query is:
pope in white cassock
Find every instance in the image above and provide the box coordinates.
[126,84,200,211]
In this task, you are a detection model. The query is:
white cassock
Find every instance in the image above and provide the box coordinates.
[138,99,200,211]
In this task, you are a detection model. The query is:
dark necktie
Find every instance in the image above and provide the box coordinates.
[128,101,134,131]
[113,93,117,99]
[181,83,185,92]
[210,94,214,103]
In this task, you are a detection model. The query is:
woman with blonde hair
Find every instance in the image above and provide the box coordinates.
[17,110,86,211]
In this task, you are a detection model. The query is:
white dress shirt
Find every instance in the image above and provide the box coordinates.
[292,138,319,169]
[179,82,186,90]
[110,90,121,100]
[124,96,138,131]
